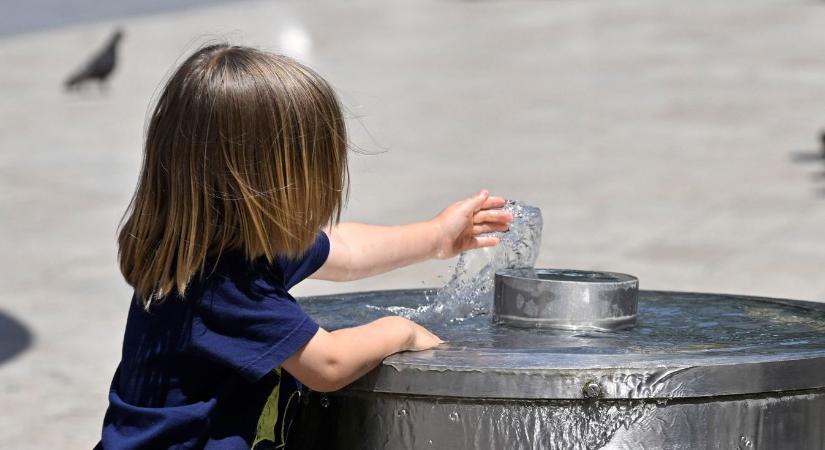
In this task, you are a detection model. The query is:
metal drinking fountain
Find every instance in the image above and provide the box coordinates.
[294,279,825,449]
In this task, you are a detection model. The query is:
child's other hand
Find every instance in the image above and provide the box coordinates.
[431,190,512,260]
[404,318,444,351]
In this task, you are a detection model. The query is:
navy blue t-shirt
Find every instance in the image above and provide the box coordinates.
[98,232,330,450]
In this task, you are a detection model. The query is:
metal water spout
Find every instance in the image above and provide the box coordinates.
[494,268,638,331]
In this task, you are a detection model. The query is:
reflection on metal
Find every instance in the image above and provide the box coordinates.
[494,268,638,331]
[296,289,825,449]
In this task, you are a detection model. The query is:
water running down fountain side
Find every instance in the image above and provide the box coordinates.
[294,288,825,450]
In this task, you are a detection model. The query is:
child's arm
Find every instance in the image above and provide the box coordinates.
[311,190,512,282]
[286,190,509,391]
[282,316,441,392]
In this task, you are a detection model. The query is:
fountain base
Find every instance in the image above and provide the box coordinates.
[294,389,825,449]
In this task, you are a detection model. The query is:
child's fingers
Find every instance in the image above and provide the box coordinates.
[480,196,506,210]
[464,190,490,213]
[473,222,510,235]
[473,209,513,224]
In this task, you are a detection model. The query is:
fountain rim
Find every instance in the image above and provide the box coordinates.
[300,288,825,400]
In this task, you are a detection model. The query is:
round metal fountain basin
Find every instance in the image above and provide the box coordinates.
[294,289,825,450]
[494,268,638,331]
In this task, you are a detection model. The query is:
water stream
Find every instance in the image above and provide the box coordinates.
[367,200,543,323]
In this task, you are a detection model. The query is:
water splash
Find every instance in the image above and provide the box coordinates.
[375,200,543,323]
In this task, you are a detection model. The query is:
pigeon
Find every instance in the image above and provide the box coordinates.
[65,29,124,90]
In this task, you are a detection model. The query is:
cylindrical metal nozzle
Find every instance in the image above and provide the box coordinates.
[493,268,638,331]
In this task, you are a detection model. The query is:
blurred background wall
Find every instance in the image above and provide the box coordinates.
[2,0,825,447]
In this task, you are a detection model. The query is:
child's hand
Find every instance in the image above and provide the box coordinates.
[403,318,444,351]
[431,190,512,260]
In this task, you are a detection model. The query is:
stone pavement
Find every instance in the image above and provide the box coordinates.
[2,0,825,447]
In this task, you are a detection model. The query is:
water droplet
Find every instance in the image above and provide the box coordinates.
[449,412,460,421]
[396,408,407,417]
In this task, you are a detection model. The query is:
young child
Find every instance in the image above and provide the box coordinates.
[96,44,512,450]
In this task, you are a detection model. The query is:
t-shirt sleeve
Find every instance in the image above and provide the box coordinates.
[189,276,326,382]
[191,287,320,382]
[278,230,331,290]
[187,233,329,382]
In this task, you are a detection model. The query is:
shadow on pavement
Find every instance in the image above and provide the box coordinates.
[0,309,33,366]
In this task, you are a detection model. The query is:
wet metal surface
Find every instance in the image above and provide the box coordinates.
[296,389,825,450]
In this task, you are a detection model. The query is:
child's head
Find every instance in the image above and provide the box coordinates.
[119,44,348,305]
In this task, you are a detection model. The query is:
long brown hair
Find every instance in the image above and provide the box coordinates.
[119,44,348,307]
